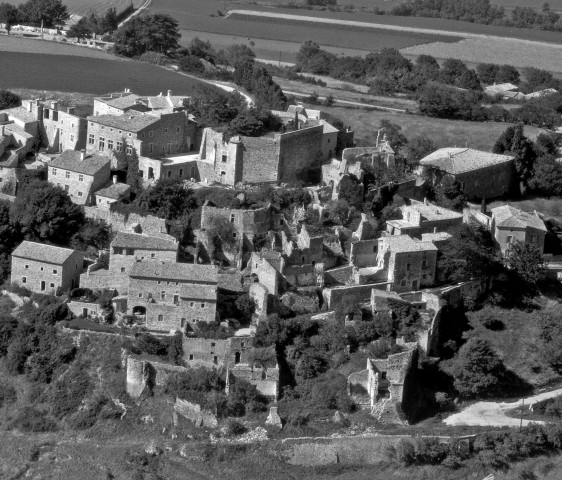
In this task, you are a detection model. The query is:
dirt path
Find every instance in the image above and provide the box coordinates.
[444,388,562,427]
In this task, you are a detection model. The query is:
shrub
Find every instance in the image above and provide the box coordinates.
[0,384,17,407]
[225,419,247,437]
[139,51,170,65]
[12,407,57,432]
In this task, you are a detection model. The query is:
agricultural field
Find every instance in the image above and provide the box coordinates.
[401,37,562,74]
[0,50,208,95]
[321,105,545,152]
[3,0,144,17]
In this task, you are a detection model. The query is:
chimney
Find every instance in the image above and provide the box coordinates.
[80,150,86,161]
[424,197,428,205]
[51,101,58,110]
[167,90,172,97]
[0,125,4,137]
[125,88,130,93]
[27,101,33,113]
[158,92,163,97]
[67,106,75,115]
[112,175,117,184]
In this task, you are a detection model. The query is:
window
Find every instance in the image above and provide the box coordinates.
[161,291,166,300]
[77,192,83,197]
[121,267,125,273]
[211,342,216,347]
[177,126,180,132]
[222,154,227,163]
[201,303,205,308]
[241,342,245,347]
[149,131,153,137]
[107,139,114,150]
[22,277,26,284]
[531,234,538,243]
[149,143,153,153]
[381,372,387,379]
[138,293,143,298]
[174,295,179,305]
[25,264,29,269]
[179,169,183,177]
[422,274,427,279]
[189,354,194,360]
[78,174,84,182]
[400,279,406,287]
[181,318,186,328]
[422,260,427,268]
[230,214,235,223]
[116,141,123,152]
[50,283,55,288]
[406,263,411,271]
[65,171,70,179]
[167,171,171,178]
[101,126,104,130]
[52,269,57,274]
[213,356,218,364]
[52,168,57,176]
[151,253,155,258]
[70,134,74,142]
[40,267,44,271]
[507,235,513,243]
[158,315,164,322]
[190,302,194,307]
[99,137,105,151]
[128,133,132,137]
[126,248,134,255]
[126,145,133,155]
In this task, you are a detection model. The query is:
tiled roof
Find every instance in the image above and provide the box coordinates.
[180,283,217,300]
[88,111,159,132]
[321,120,339,134]
[12,240,78,264]
[2,106,37,124]
[406,202,463,221]
[421,232,453,243]
[381,235,438,253]
[102,93,142,109]
[145,95,186,110]
[95,182,131,200]
[111,232,177,251]
[420,148,514,175]
[491,205,547,232]
[129,261,217,283]
[49,150,110,176]
[484,83,518,94]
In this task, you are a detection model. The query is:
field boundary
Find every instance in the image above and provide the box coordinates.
[227,9,562,49]
[118,0,153,27]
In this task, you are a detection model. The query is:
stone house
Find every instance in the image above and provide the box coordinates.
[183,335,253,367]
[94,177,131,209]
[418,148,515,200]
[40,100,88,153]
[226,364,280,401]
[93,89,190,117]
[347,343,418,423]
[490,205,547,256]
[321,157,364,200]
[86,109,198,164]
[11,241,83,294]
[47,150,111,205]
[386,200,463,237]
[137,152,200,187]
[127,262,218,332]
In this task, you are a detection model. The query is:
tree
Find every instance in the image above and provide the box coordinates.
[135,177,196,220]
[448,337,506,399]
[66,17,92,41]
[100,7,118,33]
[0,3,19,34]
[539,306,562,372]
[179,55,205,74]
[10,180,84,245]
[493,123,536,189]
[405,135,434,168]
[18,0,68,28]
[224,44,255,66]
[506,241,546,285]
[113,14,180,57]
[0,89,21,110]
[529,156,562,197]
[433,176,466,212]
[477,63,500,85]
[497,64,520,84]
[378,119,408,154]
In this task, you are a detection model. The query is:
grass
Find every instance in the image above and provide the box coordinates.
[0,49,209,95]
[319,104,545,152]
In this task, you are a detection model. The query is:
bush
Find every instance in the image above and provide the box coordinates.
[139,51,170,65]
[225,419,247,437]
[12,407,57,432]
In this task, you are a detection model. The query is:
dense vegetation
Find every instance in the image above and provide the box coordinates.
[391,0,562,32]
[0,0,68,30]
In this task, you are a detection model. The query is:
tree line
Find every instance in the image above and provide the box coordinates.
[0,0,69,31]
[391,0,562,32]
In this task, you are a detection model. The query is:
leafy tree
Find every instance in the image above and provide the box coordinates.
[67,17,92,40]
[234,294,255,320]
[70,218,112,251]
[183,37,216,62]
[0,89,21,110]
[100,7,118,33]
[447,337,506,399]
[529,156,562,197]
[135,177,196,220]
[477,63,500,84]
[497,64,520,84]
[10,180,84,245]
[505,241,546,285]
[225,44,255,66]
[378,119,408,154]
[405,135,434,168]
[337,175,363,209]
[0,3,19,34]
[18,0,68,28]
[539,306,562,372]
[179,55,205,74]
[113,14,180,57]
[493,123,537,189]
[433,176,466,212]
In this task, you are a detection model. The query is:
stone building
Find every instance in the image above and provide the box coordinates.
[11,241,83,294]
[40,100,88,152]
[127,262,218,332]
[94,178,131,209]
[348,343,418,423]
[47,150,111,205]
[386,200,463,237]
[183,335,254,367]
[418,147,515,200]
[490,205,547,256]
[93,89,190,117]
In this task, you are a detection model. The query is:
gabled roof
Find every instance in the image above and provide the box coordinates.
[145,95,187,110]
[97,93,142,110]
[129,261,217,283]
[180,283,217,300]
[420,148,514,175]
[49,150,110,176]
[87,111,160,132]
[95,182,131,200]
[111,232,177,251]
[405,202,463,222]
[491,205,547,232]
[2,106,37,124]
[12,241,78,265]
[380,235,438,253]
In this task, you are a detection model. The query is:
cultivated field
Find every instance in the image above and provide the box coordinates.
[321,105,545,152]
[3,0,145,16]
[401,37,562,74]
[0,50,208,95]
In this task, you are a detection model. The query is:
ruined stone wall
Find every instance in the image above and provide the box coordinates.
[324,265,354,286]
[126,356,149,399]
[67,300,101,318]
[350,240,378,268]
[323,284,385,310]
[174,398,218,427]
[277,125,324,184]
[389,250,437,292]
[84,207,169,237]
[183,336,254,367]
[240,136,280,184]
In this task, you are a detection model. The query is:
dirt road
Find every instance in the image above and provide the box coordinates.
[444,388,562,427]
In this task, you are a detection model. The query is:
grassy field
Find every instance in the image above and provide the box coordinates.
[3,0,144,16]
[0,50,208,95]
[320,105,544,151]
